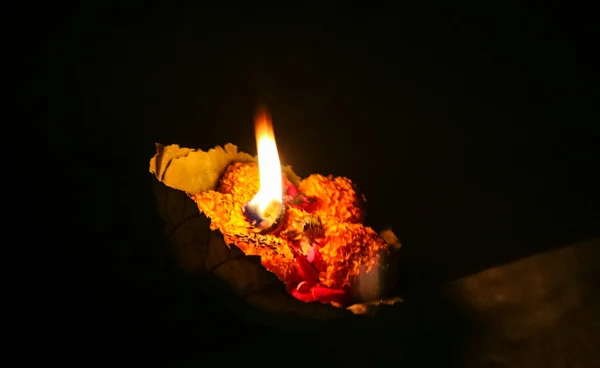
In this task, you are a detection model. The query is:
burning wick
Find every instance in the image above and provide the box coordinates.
[243,108,286,233]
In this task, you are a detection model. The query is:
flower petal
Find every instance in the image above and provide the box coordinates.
[296,281,310,293]
[290,285,347,305]
[296,255,318,285]
[311,286,346,304]
[286,182,299,197]
[290,288,316,302]
[306,246,315,263]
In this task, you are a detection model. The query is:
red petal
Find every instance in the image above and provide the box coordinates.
[291,288,316,302]
[296,281,310,293]
[300,197,320,212]
[306,246,315,263]
[285,181,298,197]
[311,286,346,304]
[311,249,326,272]
[290,285,347,305]
[296,256,318,285]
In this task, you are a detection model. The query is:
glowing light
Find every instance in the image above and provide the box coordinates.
[248,108,283,217]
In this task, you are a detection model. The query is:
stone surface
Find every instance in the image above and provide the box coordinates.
[444,238,600,367]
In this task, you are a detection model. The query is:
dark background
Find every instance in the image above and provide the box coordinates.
[35,3,598,366]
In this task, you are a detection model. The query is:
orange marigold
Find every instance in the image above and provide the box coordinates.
[317,223,388,290]
[217,162,260,203]
[298,174,363,225]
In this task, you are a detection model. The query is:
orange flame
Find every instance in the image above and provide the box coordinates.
[248,108,283,215]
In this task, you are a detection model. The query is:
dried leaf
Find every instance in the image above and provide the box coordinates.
[149,143,301,194]
[380,228,401,250]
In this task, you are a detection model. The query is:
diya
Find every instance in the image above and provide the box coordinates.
[149,108,401,310]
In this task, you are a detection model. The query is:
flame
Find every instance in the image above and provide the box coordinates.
[248,109,283,215]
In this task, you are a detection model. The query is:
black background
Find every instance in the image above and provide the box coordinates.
[33,3,598,366]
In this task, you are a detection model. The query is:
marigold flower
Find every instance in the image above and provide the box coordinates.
[298,174,363,224]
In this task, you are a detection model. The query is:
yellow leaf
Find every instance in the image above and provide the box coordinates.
[149,143,301,195]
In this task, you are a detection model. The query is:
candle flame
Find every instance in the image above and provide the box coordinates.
[249,109,283,215]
